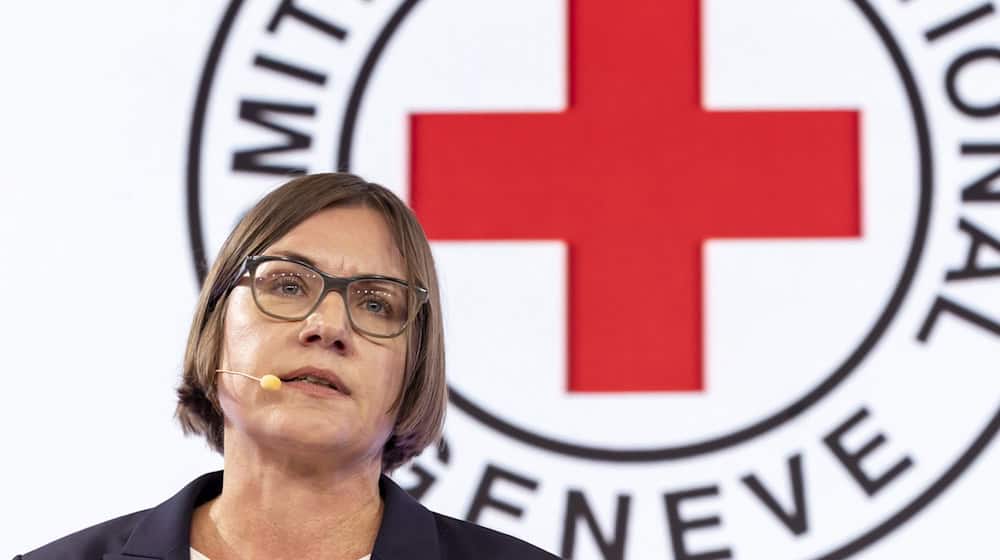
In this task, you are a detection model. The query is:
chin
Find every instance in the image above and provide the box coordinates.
[274,420,365,448]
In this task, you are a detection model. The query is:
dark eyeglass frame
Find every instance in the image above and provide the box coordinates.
[235,255,429,339]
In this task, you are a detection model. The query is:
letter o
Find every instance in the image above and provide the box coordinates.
[945,47,1000,118]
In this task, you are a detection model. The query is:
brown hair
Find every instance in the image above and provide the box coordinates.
[175,173,446,471]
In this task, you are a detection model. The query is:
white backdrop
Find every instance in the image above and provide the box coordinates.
[2,1,999,559]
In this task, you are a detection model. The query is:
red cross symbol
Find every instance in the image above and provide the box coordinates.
[410,0,859,392]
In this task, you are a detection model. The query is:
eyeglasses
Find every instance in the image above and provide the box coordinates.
[237,255,428,338]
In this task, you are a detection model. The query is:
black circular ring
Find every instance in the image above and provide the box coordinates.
[186,2,1000,558]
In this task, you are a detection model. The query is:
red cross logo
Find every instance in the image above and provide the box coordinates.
[410,0,860,393]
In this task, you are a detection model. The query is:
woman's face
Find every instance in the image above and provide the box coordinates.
[217,204,409,466]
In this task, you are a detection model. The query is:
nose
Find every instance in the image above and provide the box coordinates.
[297,291,351,353]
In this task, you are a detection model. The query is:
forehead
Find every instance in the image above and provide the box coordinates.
[265,204,405,278]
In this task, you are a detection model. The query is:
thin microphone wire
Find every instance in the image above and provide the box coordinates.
[216,368,261,382]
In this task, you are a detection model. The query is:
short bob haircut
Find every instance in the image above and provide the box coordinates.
[175,173,446,472]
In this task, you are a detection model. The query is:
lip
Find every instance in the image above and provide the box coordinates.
[280,366,352,396]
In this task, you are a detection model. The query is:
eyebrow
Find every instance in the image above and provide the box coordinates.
[264,249,404,281]
[266,250,319,268]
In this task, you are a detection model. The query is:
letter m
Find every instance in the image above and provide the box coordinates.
[231,99,315,175]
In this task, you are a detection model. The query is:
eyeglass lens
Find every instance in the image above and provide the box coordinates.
[251,259,411,336]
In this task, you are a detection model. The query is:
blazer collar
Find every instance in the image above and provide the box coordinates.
[105,471,221,560]
[105,470,440,560]
[371,472,440,559]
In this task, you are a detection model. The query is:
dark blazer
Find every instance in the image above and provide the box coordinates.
[14,471,560,560]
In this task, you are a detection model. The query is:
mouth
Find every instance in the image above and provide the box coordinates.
[279,367,351,396]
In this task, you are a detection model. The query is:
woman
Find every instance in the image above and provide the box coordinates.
[16,173,559,559]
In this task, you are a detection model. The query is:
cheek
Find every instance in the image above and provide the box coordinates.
[220,294,266,370]
[367,340,408,411]
[216,296,271,421]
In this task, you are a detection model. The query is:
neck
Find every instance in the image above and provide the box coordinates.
[192,429,383,560]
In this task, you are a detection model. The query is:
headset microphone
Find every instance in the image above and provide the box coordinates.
[216,369,283,391]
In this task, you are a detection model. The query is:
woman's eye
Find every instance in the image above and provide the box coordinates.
[268,275,308,296]
[361,298,388,315]
[280,282,302,295]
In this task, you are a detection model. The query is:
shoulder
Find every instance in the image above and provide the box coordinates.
[431,512,561,559]
[14,471,224,560]
[15,509,149,560]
